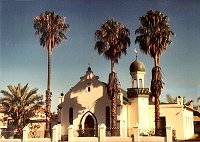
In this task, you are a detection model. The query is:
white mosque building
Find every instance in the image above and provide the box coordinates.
[57,57,194,140]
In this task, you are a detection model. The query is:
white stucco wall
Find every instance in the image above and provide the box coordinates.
[120,104,128,137]
[128,98,138,129]
[149,104,194,140]
[128,95,149,131]
[60,68,111,136]
[182,108,194,139]
[138,96,149,129]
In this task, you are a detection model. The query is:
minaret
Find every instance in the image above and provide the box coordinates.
[127,49,150,131]
[129,52,145,88]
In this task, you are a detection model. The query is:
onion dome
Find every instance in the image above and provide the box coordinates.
[129,58,145,72]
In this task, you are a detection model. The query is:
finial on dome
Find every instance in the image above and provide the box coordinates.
[88,63,91,71]
[134,48,138,60]
[129,50,145,73]
[60,92,64,96]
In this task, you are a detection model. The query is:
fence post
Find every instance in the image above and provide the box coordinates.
[0,129,2,139]
[52,125,58,142]
[133,123,140,142]
[166,125,172,142]
[68,125,74,142]
[99,123,106,142]
[57,123,61,141]
[23,126,29,142]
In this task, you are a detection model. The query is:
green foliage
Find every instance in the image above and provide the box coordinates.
[135,10,174,59]
[0,83,44,138]
[95,18,131,64]
[33,11,69,52]
[95,18,131,97]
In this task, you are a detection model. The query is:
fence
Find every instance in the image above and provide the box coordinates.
[23,126,51,142]
[68,124,132,142]
[67,124,173,142]
[105,127,120,136]
[0,129,16,139]
[0,124,173,142]
[0,126,52,142]
[139,128,166,137]
[76,128,98,137]
[28,130,44,138]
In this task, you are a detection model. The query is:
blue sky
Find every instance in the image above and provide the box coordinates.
[1,0,200,111]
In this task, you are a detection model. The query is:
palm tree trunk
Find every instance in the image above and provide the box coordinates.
[111,60,115,73]
[110,60,117,136]
[111,93,117,136]
[45,46,52,138]
[155,90,160,136]
[152,55,162,136]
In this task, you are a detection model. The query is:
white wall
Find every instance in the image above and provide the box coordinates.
[128,95,149,131]
[149,104,194,140]
[128,98,138,129]
[60,69,110,136]
[182,108,194,139]
[138,96,149,129]
[120,104,128,137]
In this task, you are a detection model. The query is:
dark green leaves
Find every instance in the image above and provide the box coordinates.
[0,83,44,138]
[94,18,131,63]
[33,11,69,51]
[135,10,175,58]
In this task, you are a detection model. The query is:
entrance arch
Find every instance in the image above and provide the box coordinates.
[84,115,94,136]
[79,111,98,137]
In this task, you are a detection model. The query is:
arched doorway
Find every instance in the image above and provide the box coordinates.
[84,115,94,136]
[79,111,98,137]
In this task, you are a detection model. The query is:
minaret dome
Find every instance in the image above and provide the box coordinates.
[129,58,145,73]
[129,57,146,88]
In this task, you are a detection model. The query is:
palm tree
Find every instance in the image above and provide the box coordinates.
[33,11,69,137]
[0,83,44,138]
[95,18,131,136]
[135,10,174,135]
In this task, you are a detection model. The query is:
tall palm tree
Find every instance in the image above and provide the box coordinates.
[95,18,131,136]
[33,11,69,137]
[0,83,44,138]
[135,10,174,135]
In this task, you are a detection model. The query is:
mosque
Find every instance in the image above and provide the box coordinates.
[57,56,194,140]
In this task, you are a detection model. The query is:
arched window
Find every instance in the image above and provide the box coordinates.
[106,106,110,129]
[139,79,142,88]
[88,87,90,92]
[133,79,137,88]
[69,107,73,125]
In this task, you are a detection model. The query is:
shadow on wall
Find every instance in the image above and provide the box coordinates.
[68,69,101,94]
[64,93,86,120]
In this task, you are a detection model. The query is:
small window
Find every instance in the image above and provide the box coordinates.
[139,79,142,88]
[133,79,137,88]
[69,107,73,125]
[88,87,90,92]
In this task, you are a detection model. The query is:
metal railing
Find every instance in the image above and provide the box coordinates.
[106,127,120,136]
[28,130,45,138]
[76,128,98,137]
[1,130,17,139]
[139,128,166,137]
